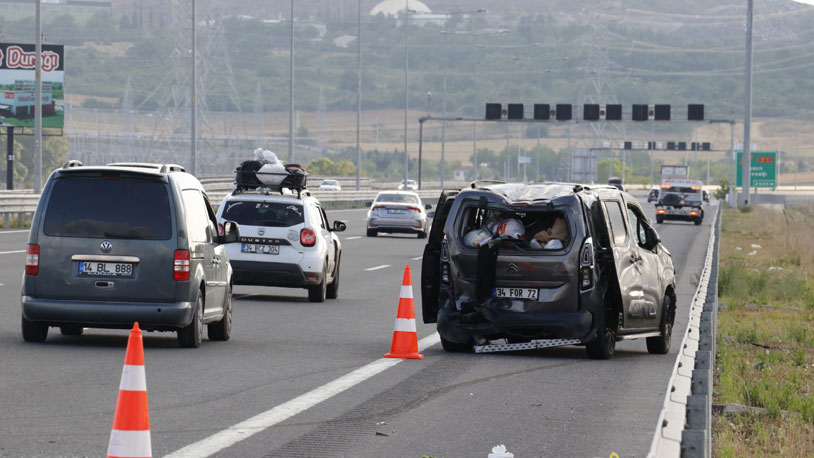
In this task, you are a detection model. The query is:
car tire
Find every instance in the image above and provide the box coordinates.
[308,266,327,303]
[647,295,674,355]
[418,230,428,239]
[694,218,702,226]
[440,335,473,353]
[22,316,48,343]
[326,255,340,299]
[60,325,84,336]
[178,294,203,348]
[586,300,618,360]
[656,216,664,224]
[208,285,232,341]
[366,228,377,237]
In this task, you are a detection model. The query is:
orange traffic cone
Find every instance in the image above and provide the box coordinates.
[107,322,152,458]
[385,265,424,359]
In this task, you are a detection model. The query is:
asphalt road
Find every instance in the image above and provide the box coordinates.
[0,200,715,458]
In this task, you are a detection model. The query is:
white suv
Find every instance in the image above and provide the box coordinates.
[216,189,345,302]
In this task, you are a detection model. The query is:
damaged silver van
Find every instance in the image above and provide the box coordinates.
[421,183,677,359]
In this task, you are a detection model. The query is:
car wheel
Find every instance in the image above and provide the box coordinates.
[60,325,84,336]
[178,293,203,348]
[440,335,473,353]
[418,230,428,239]
[366,228,377,237]
[656,216,664,224]
[208,285,232,341]
[22,316,48,343]
[586,300,618,360]
[647,295,674,355]
[694,218,702,226]
[308,265,327,303]
[326,255,340,299]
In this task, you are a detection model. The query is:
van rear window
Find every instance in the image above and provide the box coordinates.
[43,178,172,240]
[459,206,570,250]
[221,201,304,227]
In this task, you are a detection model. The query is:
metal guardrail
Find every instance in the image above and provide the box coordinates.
[647,202,721,458]
[0,188,446,215]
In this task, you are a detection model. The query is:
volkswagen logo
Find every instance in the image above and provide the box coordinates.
[258,228,265,236]
[100,240,113,253]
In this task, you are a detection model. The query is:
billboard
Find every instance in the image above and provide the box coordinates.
[736,151,777,189]
[0,43,65,129]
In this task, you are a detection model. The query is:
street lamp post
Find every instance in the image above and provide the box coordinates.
[741,0,754,205]
[288,0,295,162]
[355,0,361,190]
[403,3,410,186]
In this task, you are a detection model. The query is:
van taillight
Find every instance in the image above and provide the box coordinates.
[300,228,316,247]
[25,244,39,276]
[173,250,190,281]
[579,238,594,290]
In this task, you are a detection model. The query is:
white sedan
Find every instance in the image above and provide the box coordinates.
[397,179,418,191]
[365,191,431,238]
[319,179,342,191]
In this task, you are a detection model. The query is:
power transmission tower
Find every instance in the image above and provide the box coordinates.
[560,19,626,183]
[197,2,247,172]
[254,82,263,141]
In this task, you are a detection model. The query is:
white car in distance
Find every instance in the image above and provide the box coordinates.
[319,179,342,191]
[398,179,418,191]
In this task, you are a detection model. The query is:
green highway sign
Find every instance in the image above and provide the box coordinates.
[736,151,777,189]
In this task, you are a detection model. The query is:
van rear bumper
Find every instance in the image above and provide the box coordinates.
[437,307,593,343]
[21,296,194,331]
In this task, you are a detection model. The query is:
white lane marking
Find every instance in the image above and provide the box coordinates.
[0,230,29,235]
[0,250,25,255]
[165,333,441,458]
[411,256,422,261]
[345,236,362,240]
[327,208,368,213]
[364,264,390,271]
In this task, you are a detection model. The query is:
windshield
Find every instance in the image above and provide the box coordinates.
[322,180,338,186]
[376,193,419,203]
[43,178,172,240]
[221,201,304,227]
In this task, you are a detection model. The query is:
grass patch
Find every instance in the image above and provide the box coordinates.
[715,205,814,456]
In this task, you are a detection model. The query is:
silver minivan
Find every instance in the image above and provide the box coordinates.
[21,162,239,347]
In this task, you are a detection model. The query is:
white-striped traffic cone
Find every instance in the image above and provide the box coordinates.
[107,322,152,458]
[384,265,424,359]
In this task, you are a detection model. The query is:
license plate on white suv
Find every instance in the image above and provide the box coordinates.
[241,243,280,255]
[78,261,133,277]
[494,287,539,301]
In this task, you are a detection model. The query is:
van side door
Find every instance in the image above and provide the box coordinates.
[626,202,661,329]
[421,189,459,323]
[600,198,646,329]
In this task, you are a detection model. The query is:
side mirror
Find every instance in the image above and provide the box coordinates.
[364,201,372,207]
[332,220,347,232]
[221,221,240,244]
[425,203,432,210]
[645,226,660,249]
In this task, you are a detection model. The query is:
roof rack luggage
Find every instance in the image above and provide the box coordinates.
[234,160,308,198]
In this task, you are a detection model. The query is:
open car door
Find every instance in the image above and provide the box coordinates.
[421,190,459,323]
[594,197,646,329]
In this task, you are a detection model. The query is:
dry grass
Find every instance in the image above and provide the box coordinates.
[714,205,814,457]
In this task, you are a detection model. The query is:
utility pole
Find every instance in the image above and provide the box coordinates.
[355,0,361,190]
[742,0,754,205]
[34,0,42,192]
[191,0,197,175]
[288,0,295,162]
[403,4,409,184]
